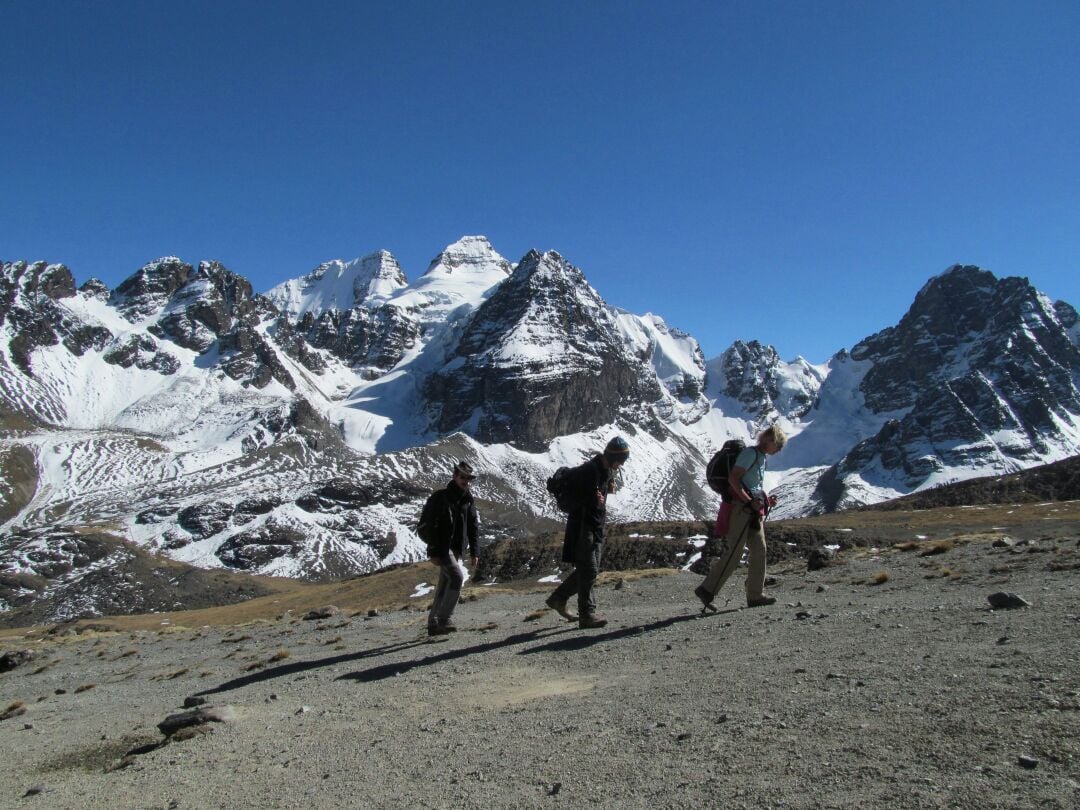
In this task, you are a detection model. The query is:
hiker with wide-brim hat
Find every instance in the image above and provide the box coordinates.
[417,460,480,636]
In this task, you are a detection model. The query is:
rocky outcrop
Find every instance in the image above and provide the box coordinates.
[713,340,824,421]
[1,261,112,374]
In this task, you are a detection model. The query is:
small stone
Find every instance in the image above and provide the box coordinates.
[992,537,1015,548]
[23,785,45,797]
[548,782,562,796]
[303,606,340,621]
[367,609,379,618]
[795,611,811,620]
[996,636,1009,645]
[1018,755,1038,769]
[183,696,207,708]
[816,585,828,593]
[988,592,1031,609]
[0,650,35,673]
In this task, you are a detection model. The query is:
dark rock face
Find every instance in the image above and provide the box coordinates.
[112,257,194,321]
[716,340,821,420]
[295,478,425,513]
[177,502,235,540]
[1,261,113,375]
[112,259,297,390]
[215,525,306,569]
[298,303,419,378]
[103,334,181,374]
[426,251,661,450]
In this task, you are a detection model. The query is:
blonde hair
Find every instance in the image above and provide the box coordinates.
[760,424,787,449]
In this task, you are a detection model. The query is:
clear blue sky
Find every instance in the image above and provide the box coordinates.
[3,0,1078,363]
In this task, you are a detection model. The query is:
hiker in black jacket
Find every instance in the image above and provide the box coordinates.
[417,460,480,636]
[545,437,630,629]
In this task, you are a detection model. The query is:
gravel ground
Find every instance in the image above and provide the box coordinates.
[1,532,1078,809]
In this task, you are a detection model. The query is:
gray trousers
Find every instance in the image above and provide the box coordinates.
[550,535,604,616]
[428,552,467,627]
[702,505,767,601]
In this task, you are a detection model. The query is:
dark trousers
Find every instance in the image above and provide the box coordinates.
[550,534,604,616]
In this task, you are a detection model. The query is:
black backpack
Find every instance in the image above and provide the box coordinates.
[706,439,746,502]
[546,467,576,512]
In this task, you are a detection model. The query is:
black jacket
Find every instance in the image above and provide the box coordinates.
[561,454,612,563]
[417,480,479,559]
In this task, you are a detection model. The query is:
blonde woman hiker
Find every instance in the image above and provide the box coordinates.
[694,425,787,609]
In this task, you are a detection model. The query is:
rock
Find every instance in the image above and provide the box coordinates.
[367,608,380,618]
[23,785,45,797]
[1017,755,1038,769]
[0,649,35,673]
[304,606,340,621]
[987,592,1031,609]
[183,696,208,708]
[816,584,829,593]
[807,547,836,571]
[992,537,1015,548]
[157,706,237,737]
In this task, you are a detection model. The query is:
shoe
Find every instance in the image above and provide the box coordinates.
[694,585,714,607]
[578,614,608,629]
[545,594,578,622]
[440,618,458,632]
[746,595,777,608]
[427,624,450,636]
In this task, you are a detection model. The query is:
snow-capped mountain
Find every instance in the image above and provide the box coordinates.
[3,243,1079,618]
[794,265,1080,512]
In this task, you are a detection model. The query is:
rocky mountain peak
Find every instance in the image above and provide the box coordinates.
[267,251,408,320]
[1,260,77,303]
[426,249,661,449]
[112,257,194,321]
[423,235,513,279]
[712,340,822,421]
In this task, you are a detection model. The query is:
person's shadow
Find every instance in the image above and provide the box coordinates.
[192,608,735,695]
[337,608,736,684]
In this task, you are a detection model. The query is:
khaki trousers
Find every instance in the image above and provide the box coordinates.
[701,503,767,600]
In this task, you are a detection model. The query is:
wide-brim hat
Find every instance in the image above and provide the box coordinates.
[453,460,477,480]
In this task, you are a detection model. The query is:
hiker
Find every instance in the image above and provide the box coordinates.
[695,425,787,609]
[417,460,480,636]
[545,436,630,629]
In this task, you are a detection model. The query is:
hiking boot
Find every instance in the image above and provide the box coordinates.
[439,618,458,632]
[694,585,714,607]
[545,594,578,622]
[578,614,608,629]
[427,623,451,636]
[746,595,777,608]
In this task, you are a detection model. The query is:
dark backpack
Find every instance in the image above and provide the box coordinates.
[706,439,746,502]
[415,492,439,546]
[546,466,576,512]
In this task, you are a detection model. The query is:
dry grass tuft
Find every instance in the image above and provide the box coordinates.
[74,683,96,693]
[919,540,955,556]
[523,609,548,622]
[895,541,920,552]
[244,661,264,672]
[1,700,27,721]
[325,636,343,645]
[269,649,291,662]
[869,570,890,585]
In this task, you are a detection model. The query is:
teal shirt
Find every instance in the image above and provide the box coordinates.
[734,446,766,495]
